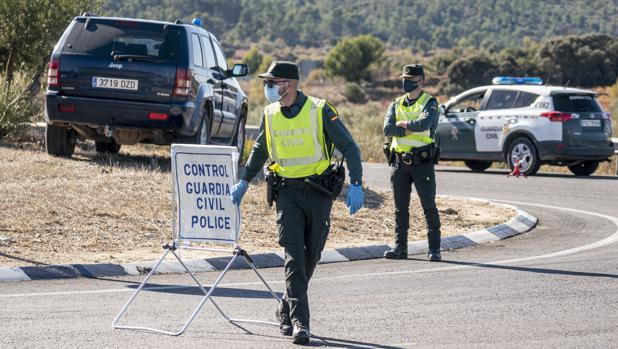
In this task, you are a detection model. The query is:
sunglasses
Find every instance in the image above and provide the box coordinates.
[263,80,290,88]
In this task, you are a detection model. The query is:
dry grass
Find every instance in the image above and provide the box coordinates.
[0,141,514,267]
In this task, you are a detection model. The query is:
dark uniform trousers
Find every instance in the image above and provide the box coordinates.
[275,181,333,326]
[391,160,441,251]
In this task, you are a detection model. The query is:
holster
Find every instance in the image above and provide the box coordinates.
[396,143,438,166]
[384,139,396,166]
[266,171,279,207]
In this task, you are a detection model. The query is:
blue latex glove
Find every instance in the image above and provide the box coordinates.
[345,184,364,215]
[230,180,249,206]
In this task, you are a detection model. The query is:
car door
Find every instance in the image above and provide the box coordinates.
[211,38,237,138]
[476,89,518,154]
[437,90,486,159]
[201,34,225,137]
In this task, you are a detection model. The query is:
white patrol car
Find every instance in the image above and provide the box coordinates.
[436,77,614,176]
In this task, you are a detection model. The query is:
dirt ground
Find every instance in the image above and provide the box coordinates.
[0,141,515,267]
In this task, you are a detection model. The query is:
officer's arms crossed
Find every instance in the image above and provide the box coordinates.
[383,101,407,138]
[395,98,440,135]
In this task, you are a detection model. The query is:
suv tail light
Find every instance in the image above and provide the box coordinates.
[540,111,572,122]
[48,57,60,87]
[173,69,192,97]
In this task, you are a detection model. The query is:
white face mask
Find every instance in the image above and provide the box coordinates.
[264,80,290,103]
[264,84,282,103]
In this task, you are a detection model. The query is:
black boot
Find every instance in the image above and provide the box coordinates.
[428,249,442,262]
[384,246,407,259]
[275,300,292,336]
[292,322,310,344]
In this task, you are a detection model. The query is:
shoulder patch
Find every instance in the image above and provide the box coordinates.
[324,100,339,121]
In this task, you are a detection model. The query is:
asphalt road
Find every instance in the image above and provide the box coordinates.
[2,165,618,348]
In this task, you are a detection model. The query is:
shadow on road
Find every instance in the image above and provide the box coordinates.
[436,167,617,180]
[308,336,406,349]
[125,282,284,299]
[417,258,618,279]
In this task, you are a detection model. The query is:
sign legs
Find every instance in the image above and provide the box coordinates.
[112,242,281,336]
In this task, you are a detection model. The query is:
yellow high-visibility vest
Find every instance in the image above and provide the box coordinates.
[264,96,333,178]
[391,92,434,153]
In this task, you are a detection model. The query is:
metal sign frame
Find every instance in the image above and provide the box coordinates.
[112,144,280,336]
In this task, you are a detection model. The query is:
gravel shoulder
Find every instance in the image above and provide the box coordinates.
[0,142,515,267]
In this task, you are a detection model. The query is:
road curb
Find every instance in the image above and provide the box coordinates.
[0,199,536,282]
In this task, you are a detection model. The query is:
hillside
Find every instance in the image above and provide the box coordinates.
[102,0,618,51]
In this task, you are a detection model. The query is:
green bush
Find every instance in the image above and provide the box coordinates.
[325,35,384,82]
[0,73,40,138]
[343,83,367,103]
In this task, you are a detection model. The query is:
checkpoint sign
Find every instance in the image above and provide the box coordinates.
[171,144,239,243]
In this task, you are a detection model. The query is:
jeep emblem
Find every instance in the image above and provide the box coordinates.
[109,62,123,69]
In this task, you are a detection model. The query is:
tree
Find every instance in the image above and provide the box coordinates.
[0,0,102,87]
[324,35,385,82]
[241,46,263,75]
[445,54,499,93]
[536,34,618,87]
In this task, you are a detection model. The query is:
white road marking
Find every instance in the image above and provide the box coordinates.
[1,200,616,299]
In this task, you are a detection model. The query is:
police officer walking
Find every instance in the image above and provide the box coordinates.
[383,64,442,261]
[230,61,364,344]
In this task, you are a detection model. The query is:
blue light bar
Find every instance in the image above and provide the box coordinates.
[192,18,202,26]
[492,76,543,85]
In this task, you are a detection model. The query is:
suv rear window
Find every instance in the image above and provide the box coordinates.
[486,90,518,110]
[63,18,180,61]
[552,94,602,113]
[514,92,540,108]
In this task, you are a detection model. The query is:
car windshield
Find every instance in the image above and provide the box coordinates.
[63,18,180,62]
[552,94,602,113]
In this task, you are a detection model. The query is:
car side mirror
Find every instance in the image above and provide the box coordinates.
[228,63,248,78]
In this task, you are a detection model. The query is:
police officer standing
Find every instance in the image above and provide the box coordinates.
[383,64,442,261]
[230,61,364,344]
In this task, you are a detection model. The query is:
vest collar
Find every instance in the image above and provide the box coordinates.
[280,90,307,118]
[403,90,425,106]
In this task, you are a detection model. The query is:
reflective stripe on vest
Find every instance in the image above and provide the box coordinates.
[391,92,434,152]
[264,96,332,178]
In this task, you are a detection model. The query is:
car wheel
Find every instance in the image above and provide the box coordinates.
[232,118,246,163]
[194,116,210,145]
[568,161,599,176]
[46,124,76,157]
[506,137,540,176]
[464,160,492,172]
[95,140,121,154]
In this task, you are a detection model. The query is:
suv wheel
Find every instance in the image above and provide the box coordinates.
[464,160,492,172]
[46,124,77,157]
[195,116,210,145]
[95,140,121,154]
[506,137,540,176]
[568,161,599,176]
[232,118,246,163]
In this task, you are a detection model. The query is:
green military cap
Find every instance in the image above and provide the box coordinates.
[258,61,300,80]
[400,64,424,78]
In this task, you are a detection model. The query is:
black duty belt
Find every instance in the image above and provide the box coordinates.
[395,143,437,166]
[279,176,333,197]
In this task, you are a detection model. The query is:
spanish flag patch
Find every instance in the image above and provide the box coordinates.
[325,100,338,121]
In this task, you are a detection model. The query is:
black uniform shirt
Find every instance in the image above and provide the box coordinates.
[241,91,363,184]
[383,92,440,138]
